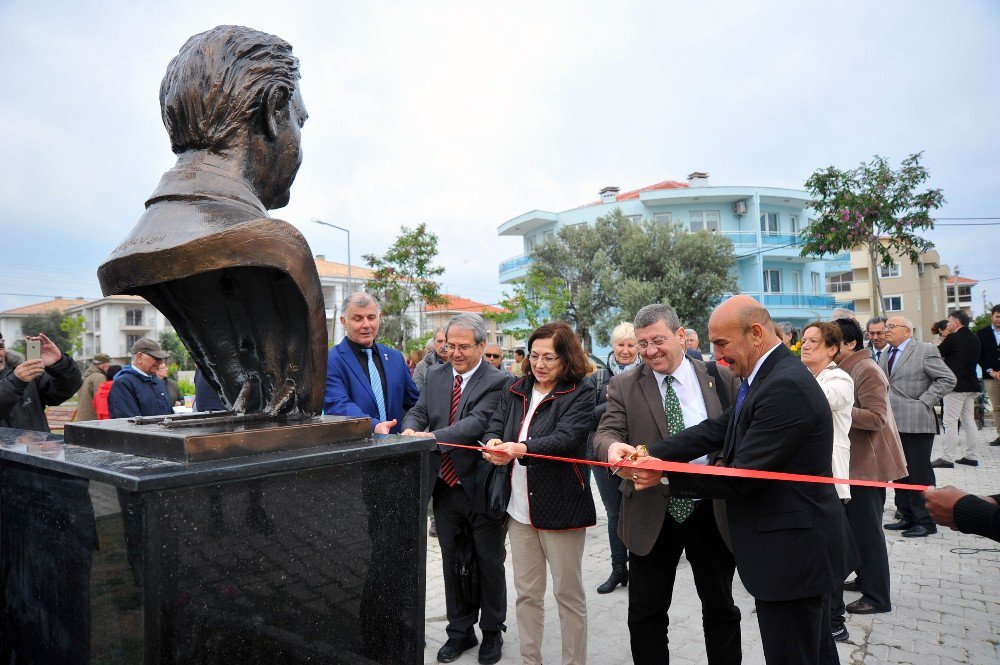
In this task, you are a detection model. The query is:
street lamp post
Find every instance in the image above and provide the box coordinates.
[312,219,353,293]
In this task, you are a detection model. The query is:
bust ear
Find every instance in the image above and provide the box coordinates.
[260,83,291,140]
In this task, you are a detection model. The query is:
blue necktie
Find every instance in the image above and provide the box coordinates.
[732,379,749,421]
[364,348,388,421]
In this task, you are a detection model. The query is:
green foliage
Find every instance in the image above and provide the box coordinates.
[972,306,994,332]
[802,152,944,315]
[20,310,74,354]
[363,222,447,350]
[404,330,435,355]
[522,209,737,350]
[59,315,86,356]
[177,379,196,397]
[158,330,194,370]
[484,278,549,343]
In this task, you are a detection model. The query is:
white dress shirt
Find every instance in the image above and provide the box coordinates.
[653,357,710,465]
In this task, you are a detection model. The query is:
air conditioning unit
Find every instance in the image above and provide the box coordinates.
[733,200,748,216]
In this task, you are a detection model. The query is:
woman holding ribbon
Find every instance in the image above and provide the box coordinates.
[482,321,597,665]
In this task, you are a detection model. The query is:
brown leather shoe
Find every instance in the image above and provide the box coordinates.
[846,598,889,614]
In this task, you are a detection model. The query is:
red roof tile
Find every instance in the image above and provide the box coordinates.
[0,297,90,316]
[426,294,505,315]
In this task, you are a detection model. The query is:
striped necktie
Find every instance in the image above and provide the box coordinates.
[663,375,695,524]
[440,374,463,487]
[364,348,387,422]
[887,347,898,375]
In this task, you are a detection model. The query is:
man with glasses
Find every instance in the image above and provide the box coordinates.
[0,332,82,432]
[413,327,451,391]
[482,344,507,373]
[880,317,956,537]
[108,338,173,419]
[866,316,889,364]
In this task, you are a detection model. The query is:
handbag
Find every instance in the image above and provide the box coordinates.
[452,527,480,605]
[476,461,512,521]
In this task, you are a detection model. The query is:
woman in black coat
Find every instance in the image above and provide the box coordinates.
[483,322,596,665]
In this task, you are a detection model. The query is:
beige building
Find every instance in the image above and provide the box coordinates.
[425,295,509,352]
[827,244,953,341]
[0,297,90,345]
[945,275,977,317]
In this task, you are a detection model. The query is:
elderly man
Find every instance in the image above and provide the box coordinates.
[932,310,983,468]
[108,338,173,419]
[401,314,508,664]
[483,343,506,372]
[413,328,450,390]
[685,328,704,361]
[73,353,112,421]
[0,332,82,432]
[866,316,889,364]
[616,295,845,664]
[595,305,741,665]
[977,304,1000,446]
[325,292,419,434]
[880,316,956,537]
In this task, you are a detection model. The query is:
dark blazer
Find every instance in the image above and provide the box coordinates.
[938,326,981,393]
[594,359,737,556]
[483,374,597,530]
[648,344,845,602]
[324,338,419,433]
[401,360,508,504]
[976,325,1000,377]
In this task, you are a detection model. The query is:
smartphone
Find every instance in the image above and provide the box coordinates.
[26,339,41,361]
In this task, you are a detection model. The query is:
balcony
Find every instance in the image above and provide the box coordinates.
[119,317,153,331]
[722,231,757,247]
[761,292,839,309]
[499,254,533,283]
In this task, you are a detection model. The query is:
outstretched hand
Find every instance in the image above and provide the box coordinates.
[28,333,62,367]
[374,419,398,435]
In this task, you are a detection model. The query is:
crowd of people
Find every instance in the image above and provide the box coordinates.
[2,293,999,664]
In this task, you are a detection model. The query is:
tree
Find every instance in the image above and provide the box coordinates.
[159,329,194,370]
[19,310,75,354]
[484,278,548,344]
[60,315,86,357]
[802,152,944,316]
[972,305,994,333]
[363,222,448,350]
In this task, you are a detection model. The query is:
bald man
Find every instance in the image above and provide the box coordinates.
[612,295,845,664]
[483,344,505,372]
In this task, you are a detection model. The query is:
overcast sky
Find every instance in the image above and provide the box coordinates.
[1,0,998,316]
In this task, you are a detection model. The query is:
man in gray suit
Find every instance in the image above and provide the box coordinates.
[401,313,509,664]
[880,316,956,537]
[594,304,741,665]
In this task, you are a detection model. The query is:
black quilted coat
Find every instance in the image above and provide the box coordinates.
[483,374,597,530]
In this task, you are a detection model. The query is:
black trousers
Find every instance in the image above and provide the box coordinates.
[433,479,507,640]
[846,485,892,610]
[897,432,936,526]
[756,595,838,665]
[628,501,741,665]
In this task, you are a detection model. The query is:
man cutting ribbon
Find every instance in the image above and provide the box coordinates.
[609,295,846,665]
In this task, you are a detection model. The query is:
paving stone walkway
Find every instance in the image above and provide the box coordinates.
[423,427,1000,664]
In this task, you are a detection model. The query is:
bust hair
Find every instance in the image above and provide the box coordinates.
[341,292,379,314]
[804,321,843,350]
[610,322,636,345]
[833,318,864,350]
[633,304,681,332]
[445,313,488,344]
[948,309,970,327]
[865,315,887,331]
[160,25,300,154]
[523,322,589,383]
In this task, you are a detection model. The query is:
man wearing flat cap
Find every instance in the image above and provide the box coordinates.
[73,353,113,422]
[108,339,173,419]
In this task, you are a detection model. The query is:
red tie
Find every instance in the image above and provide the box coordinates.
[440,375,463,487]
[887,347,898,375]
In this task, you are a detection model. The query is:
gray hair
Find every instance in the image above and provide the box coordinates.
[633,304,681,332]
[341,291,380,314]
[830,307,857,322]
[445,313,488,344]
[865,315,888,331]
[610,322,636,345]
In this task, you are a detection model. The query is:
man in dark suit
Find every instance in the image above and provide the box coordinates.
[324,292,419,433]
[866,316,889,363]
[401,313,509,664]
[933,309,983,467]
[595,304,740,665]
[617,295,845,664]
[977,304,1000,446]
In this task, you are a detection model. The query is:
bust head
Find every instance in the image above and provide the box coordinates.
[159,25,307,209]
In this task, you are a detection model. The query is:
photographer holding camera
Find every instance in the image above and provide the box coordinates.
[0,332,83,432]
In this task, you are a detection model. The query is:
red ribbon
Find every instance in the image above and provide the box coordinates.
[438,442,931,491]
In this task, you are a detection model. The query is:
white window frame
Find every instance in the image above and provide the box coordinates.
[653,212,671,224]
[543,230,554,242]
[882,295,903,312]
[626,214,643,224]
[791,272,802,293]
[760,211,779,235]
[879,263,901,278]
[811,272,820,295]
[691,210,720,233]
[763,269,781,293]
[789,214,800,235]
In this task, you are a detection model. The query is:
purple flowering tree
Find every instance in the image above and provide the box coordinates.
[801,152,944,316]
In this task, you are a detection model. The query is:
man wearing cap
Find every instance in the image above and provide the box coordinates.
[73,353,113,422]
[108,338,173,419]
[0,332,83,432]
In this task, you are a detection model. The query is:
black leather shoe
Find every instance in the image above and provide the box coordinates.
[990,437,1000,447]
[437,635,478,663]
[843,579,861,592]
[901,524,937,537]
[884,519,914,531]
[955,457,979,466]
[893,510,902,519]
[931,458,954,468]
[846,598,890,614]
[478,631,503,665]
[831,625,850,642]
[596,563,629,594]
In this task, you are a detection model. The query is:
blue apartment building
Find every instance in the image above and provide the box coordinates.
[497,173,845,354]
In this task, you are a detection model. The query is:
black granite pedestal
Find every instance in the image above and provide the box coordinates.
[0,427,435,665]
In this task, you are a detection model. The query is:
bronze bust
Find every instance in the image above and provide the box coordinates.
[98,25,326,415]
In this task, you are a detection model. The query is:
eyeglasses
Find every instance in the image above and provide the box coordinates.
[636,336,670,350]
[529,353,560,364]
[484,353,502,359]
[449,344,475,353]
[885,324,910,331]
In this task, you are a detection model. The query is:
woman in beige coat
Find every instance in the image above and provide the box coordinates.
[833,317,907,616]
